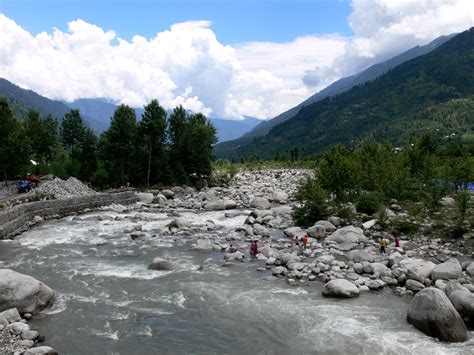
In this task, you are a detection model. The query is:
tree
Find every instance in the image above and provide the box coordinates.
[140,99,167,186]
[61,109,85,156]
[100,104,137,186]
[167,106,188,183]
[0,99,29,180]
[183,113,217,177]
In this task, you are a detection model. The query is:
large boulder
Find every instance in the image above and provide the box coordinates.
[346,249,375,263]
[401,259,436,283]
[322,279,360,298]
[250,197,271,210]
[204,200,227,211]
[306,224,326,240]
[148,258,175,271]
[224,200,237,210]
[136,192,154,204]
[168,218,191,230]
[406,287,468,342]
[24,346,58,355]
[448,290,474,323]
[271,190,288,204]
[0,269,55,315]
[431,258,463,281]
[326,226,366,244]
[314,220,336,233]
[253,223,270,237]
[466,262,474,277]
[371,263,392,277]
[192,239,213,251]
[388,252,405,267]
[284,227,306,240]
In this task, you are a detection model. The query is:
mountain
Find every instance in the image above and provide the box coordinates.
[216,28,474,159]
[0,78,103,130]
[68,98,261,141]
[215,34,455,157]
[210,116,261,142]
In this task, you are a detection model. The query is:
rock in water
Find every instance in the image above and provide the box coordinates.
[271,190,288,204]
[431,258,462,281]
[326,226,366,244]
[24,346,58,354]
[148,258,175,271]
[322,279,360,298]
[0,269,55,315]
[406,287,468,342]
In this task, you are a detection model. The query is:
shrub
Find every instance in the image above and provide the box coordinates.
[293,179,329,227]
[456,191,470,225]
[91,168,109,189]
[356,192,383,215]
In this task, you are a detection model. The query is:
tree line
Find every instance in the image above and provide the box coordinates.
[0,98,216,187]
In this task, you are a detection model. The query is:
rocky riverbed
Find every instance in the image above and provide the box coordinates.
[1,168,473,353]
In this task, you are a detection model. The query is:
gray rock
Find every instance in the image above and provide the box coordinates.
[6,321,29,335]
[372,263,392,277]
[271,190,288,204]
[224,251,245,261]
[444,280,470,298]
[314,220,337,233]
[362,219,378,230]
[0,269,55,314]
[0,308,21,323]
[401,259,436,282]
[388,252,404,267]
[22,329,39,340]
[326,226,366,244]
[148,258,175,271]
[322,279,360,298]
[168,218,191,230]
[161,189,174,199]
[439,197,455,207]
[466,262,474,276]
[347,250,375,263]
[193,239,213,251]
[328,216,341,227]
[318,255,335,264]
[448,290,474,323]
[224,200,237,210]
[405,279,425,292]
[19,339,35,348]
[366,279,386,290]
[434,279,448,292]
[136,192,154,204]
[253,223,270,237]
[272,266,287,276]
[250,197,271,209]
[24,346,58,355]
[204,200,227,211]
[431,258,462,281]
[130,231,145,240]
[306,225,326,239]
[407,287,468,342]
[284,227,306,240]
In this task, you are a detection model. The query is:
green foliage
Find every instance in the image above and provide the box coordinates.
[293,179,329,227]
[356,192,383,215]
[91,168,109,189]
[456,191,470,225]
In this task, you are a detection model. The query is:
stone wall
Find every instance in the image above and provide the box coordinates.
[0,192,138,239]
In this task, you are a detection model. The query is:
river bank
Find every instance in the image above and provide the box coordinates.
[1,168,473,353]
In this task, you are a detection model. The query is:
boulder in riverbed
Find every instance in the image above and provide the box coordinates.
[322,279,360,298]
[0,269,55,315]
[271,190,288,204]
[250,197,271,209]
[431,258,462,281]
[401,259,436,283]
[326,226,366,244]
[148,258,175,271]
[406,287,468,342]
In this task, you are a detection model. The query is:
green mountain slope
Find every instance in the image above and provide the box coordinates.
[0,78,101,130]
[218,28,474,159]
[214,34,454,157]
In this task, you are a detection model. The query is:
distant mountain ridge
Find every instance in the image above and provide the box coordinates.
[67,98,261,142]
[215,33,455,156]
[216,28,474,159]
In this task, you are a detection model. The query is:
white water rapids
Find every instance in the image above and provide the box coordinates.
[0,208,473,354]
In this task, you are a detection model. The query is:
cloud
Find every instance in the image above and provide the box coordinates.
[0,13,346,120]
[0,0,473,121]
[304,0,474,86]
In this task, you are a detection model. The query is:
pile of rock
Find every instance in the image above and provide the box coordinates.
[31,177,96,199]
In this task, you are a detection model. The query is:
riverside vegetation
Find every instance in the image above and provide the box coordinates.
[0,98,216,188]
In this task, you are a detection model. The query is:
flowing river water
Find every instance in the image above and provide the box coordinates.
[0,207,473,354]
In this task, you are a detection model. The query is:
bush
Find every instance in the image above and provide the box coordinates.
[456,191,470,225]
[356,192,383,215]
[91,168,109,189]
[293,179,329,227]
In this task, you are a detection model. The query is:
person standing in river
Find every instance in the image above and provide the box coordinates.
[393,231,401,248]
[250,240,259,259]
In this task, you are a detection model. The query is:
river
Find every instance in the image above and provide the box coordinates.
[0,207,473,354]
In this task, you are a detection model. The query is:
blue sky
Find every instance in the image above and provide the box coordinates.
[1,0,472,119]
[1,0,353,43]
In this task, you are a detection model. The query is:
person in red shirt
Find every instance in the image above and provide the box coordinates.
[303,235,309,249]
[250,240,259,258]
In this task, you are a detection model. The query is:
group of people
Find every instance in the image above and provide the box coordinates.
[379,231,401,253]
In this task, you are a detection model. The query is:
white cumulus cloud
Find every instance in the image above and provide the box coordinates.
[0,0,473,121]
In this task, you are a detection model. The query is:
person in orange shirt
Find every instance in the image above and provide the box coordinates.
[303,234,309,249]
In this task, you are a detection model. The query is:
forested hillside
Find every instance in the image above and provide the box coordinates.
[216,28,474,160]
